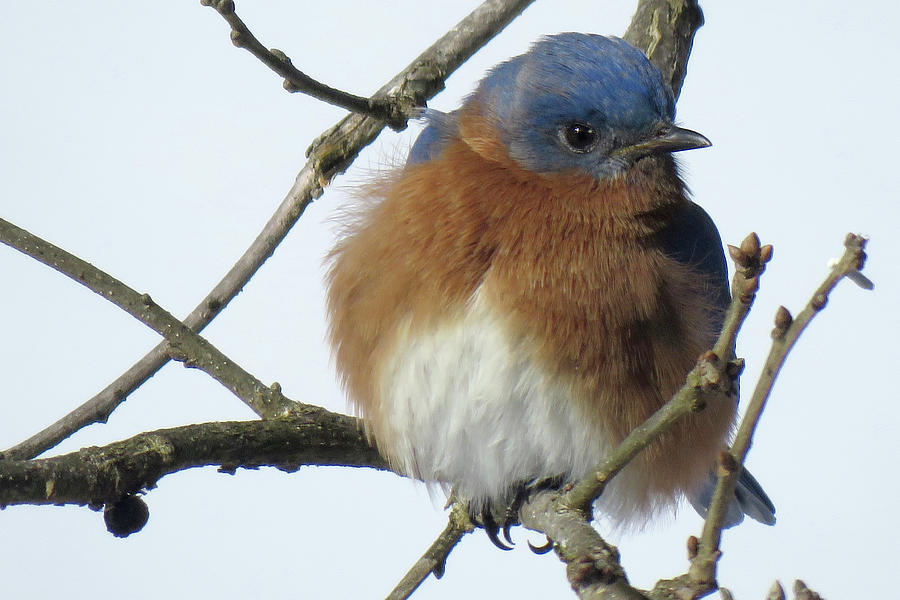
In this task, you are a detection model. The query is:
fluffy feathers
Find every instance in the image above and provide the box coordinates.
[326,33,774,529]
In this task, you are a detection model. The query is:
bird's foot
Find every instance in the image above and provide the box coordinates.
[471,476,564,552]
[478,506,514,551]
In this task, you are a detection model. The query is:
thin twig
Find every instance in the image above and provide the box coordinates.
[561,354,725,514]
[0,413,387,507]
[689,234,872,586]
[3,0,536,461]
[2,168,321,459]
[517,234,765,600]
[0,217,298,419]
[200,0,395,126]
[563,233,770,514]
[385,502,474,600]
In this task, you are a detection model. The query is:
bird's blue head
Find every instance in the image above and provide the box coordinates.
[470,33,709,180]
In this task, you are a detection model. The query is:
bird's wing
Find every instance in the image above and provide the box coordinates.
[658,200,730,321]
[660,201,777,527]
[407,109,459,166]
[688,468,777,527]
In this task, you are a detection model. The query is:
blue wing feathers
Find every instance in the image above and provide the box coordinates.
[407,122,445,165]
[406,109,459,166]
[659,201,730,314]
[734,467,777,525]
[662,202,776,526]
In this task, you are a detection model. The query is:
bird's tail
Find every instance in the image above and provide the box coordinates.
[688,467,776,527]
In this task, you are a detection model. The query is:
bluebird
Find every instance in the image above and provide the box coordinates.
[327,33,774,548]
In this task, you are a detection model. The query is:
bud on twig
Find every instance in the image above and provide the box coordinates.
[727,244,747,267]
[740,275,760,303]
[766,581,786,600]
[687,535,699,560]
[740,232,761,258]
[771,306,793,339]
[726,358,745,377]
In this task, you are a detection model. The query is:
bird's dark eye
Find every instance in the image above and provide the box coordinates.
[560,122,598,153]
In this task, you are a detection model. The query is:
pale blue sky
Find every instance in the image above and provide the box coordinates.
[1,2,897,598]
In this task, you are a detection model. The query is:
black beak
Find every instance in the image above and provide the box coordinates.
[613,125,711,158]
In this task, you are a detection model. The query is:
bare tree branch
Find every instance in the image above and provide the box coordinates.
[562,230,767,513]
[0,217,299,419]
[623,0,704,99]
[0,215,857,598]
[385,501,474,600]
[688,234,872,587]
[3,0,536,461]
[561,353,742,515]
[201,0,396,126]
[520,489,650,600]
[0,411,385,508]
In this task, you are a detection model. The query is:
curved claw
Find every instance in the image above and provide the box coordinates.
[502,521,515,546]
[483,511,513,551]
[527,536,554,555]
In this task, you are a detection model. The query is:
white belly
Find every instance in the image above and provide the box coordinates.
[375,290,610,512]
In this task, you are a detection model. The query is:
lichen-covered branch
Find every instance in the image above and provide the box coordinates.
[520,490,650,600]
[0,409,386,508]
[3,0,536,461]
[303,0,537,183]
[623,0,704,99]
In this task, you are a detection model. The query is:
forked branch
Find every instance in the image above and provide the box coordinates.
[3,0,536,461]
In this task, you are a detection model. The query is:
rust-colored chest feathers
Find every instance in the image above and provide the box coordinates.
[333,136,717,419]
